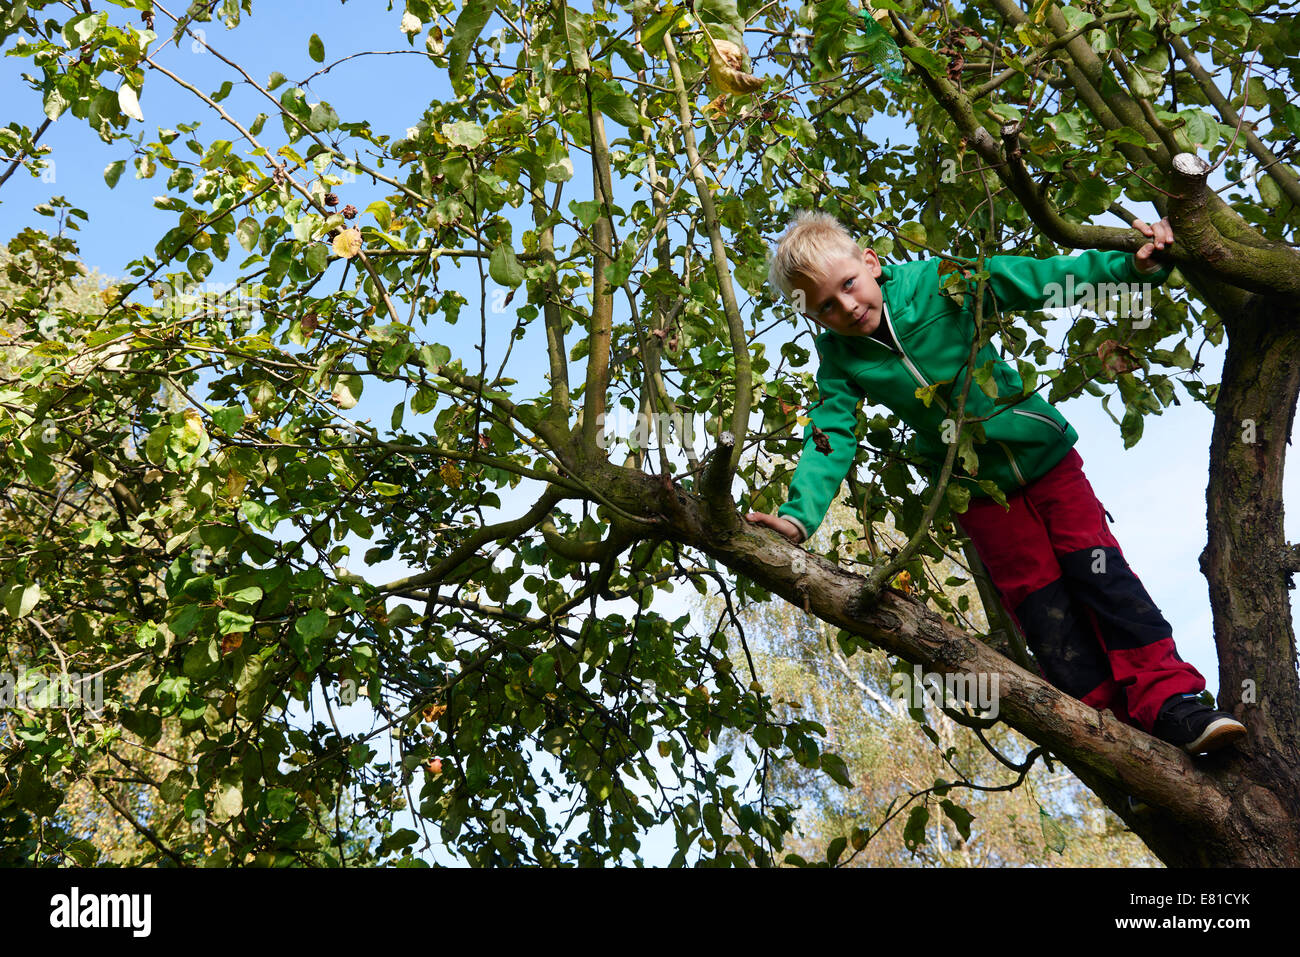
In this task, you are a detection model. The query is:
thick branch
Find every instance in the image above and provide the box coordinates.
[1168,153,1300,295]
[662,30,753,477]
[580,70,617,456]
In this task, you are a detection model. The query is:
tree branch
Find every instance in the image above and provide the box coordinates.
[1168,32,1300,209]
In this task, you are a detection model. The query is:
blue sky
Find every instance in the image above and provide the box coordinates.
[4,0,1293,865]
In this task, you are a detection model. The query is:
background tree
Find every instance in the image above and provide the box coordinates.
[1,0,1296,867]
[0,242,384,864]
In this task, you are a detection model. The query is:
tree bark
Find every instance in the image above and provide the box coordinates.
[1197,289,1300,862]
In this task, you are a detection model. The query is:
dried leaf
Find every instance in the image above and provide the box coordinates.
[706,37,764,95]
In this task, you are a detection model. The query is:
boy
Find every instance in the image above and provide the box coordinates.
[746,210,1246,755]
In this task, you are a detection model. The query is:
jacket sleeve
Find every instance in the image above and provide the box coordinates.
[981,249,1173,314]
[776,342,867,543]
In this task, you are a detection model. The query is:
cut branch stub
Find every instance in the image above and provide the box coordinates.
[1172,151,1211,191]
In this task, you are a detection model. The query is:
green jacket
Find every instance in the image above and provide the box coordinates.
[777,250,1171,542]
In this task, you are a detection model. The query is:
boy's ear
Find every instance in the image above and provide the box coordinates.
[861,247,882,277]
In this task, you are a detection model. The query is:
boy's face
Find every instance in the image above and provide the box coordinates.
[791,247,884,337]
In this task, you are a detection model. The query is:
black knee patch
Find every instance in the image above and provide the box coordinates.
[1058,546,1172,649]
[1014,579,1112,698]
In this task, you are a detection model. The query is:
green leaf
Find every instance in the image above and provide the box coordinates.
[236,217,260,252]
[331,373,363,409]
[592,77,640,129]
[1039,807,1067,853]
[901,46,946,77]
[309,33,325,62]
[1046,110,1088,145]
[63,11,101,45]
[972,363,999,399]
[417,343,451,371]
[447,0,501,95]
[898,221,927,251]
[826,835,847,865]
[188,252,213,282]
[903,805,930,852]
[24,453,55,487]
[543,141,573,183]
[560,1,589,72]
[118,84,144,122]
[4,582,42,620]
[489,243,525,288]
[183,638,220,678]
[1258,173,1282,208]
[1178,109,1218,149]
[104,160,126,188]
[940,799,974,841]
[43,85,69,121]
[569,200,603,227]
[696,0,746,48]
[442,119,486,149]
[266,788,296,820]
[305,242,329,275]
[296,609,328,640]
[1068,177,1114,216]
[224,586,263,605]
[530,653,556,691]
[365,200,392,231]
[639,6,678,57]
[820,752,853,787]
[216,782,243,819]
[211,405,245,436]
[308,101,339,132]
[240,500,283,532]
[1130,0,1158,28]
[217,609,254,634]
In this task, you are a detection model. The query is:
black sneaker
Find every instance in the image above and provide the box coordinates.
[1152,693,1246,754]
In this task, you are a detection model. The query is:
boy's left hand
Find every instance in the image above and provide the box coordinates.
[1132,217,1174,274]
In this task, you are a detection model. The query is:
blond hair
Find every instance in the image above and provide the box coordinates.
[766,210,864,306]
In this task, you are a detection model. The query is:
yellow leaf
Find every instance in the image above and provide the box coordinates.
[332,227,362,259]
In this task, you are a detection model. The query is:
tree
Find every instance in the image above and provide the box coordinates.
[706,497,1160,866]
[1,0,1296,866]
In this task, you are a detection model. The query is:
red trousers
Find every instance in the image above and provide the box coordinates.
[955,448,1204,731]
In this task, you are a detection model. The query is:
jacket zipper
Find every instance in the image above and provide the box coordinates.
[868,297,1024,486]
[1012,408,1068,434]
[863,301,950,413]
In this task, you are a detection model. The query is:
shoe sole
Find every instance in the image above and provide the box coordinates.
[1184,718,1247,754]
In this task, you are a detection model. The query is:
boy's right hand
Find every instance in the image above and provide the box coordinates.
[744,511,805,545]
